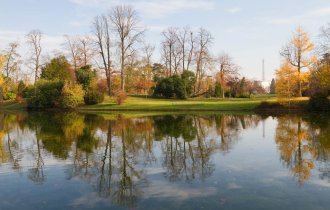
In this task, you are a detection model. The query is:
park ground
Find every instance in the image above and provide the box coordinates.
[0,95,309,112]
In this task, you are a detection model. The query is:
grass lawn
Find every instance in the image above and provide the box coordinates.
[79,95,309,111]
[0,100,27,110]
[0,95,309,112]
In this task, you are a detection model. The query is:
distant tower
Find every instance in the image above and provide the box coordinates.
[262,59,265,81]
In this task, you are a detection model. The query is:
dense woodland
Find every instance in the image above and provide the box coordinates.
[0,5,329,109]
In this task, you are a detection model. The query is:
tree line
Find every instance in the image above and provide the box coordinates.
[1,5,329,108]
[277,25,330,110]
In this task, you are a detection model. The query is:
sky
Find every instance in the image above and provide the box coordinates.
[1,0,330,81]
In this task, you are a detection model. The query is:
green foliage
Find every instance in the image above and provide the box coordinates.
[153,75,187,99]
[214,82,222,97]
[17,80,26,97]
[3,92,16,100]
[270,78,276,94]
[59,82,84,109]
[307,93,330,112]
[41,56,74,81]
[76,65,96,91]
[181,70,196,97]
[205,84,213,98]
[84,89,104,105]
[27,80,64,109]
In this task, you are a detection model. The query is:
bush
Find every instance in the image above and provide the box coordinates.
[27,80,64,109]
[115,91,127,105]
[59,82,84,109]
[307,93,330,112]
[3,92,16,100]
[84,89,104,105]
[153,75,187,99]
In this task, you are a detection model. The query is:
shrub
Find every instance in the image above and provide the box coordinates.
[76,65,96,91]
[3,92,16,100]
[214,82,222,97]
[84,89,104,105]
[153,75,187,99]
[115,91,127,105]
[59,82,84,109]
[17,80,26,97]
[27,80,64,109]
[15,95,23,103]
[307,93,330,112]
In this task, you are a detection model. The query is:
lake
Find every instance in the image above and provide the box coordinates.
[0,111,329,210]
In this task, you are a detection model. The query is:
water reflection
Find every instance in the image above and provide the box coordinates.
[0,111,330,209]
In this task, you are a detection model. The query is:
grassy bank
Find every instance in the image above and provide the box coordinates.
[79,95,309,111]
[0,96,309,112]
[0,100,27,110]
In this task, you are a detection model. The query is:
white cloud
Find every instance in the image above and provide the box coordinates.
[70,0,215,18]
[226,7,241,14]
[261,7,330,25]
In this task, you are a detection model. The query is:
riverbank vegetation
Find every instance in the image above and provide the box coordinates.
[0,5,329,111]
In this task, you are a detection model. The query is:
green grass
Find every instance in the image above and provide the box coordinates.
[0,96,310,112]
[0,100,27,110]
[79,95,309,111]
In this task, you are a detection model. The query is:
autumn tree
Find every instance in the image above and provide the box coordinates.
[26,30,43,85]
[280,26,314,97]
[110,5,145,91]
[275,61,299,103]
[92,15,113,95]
[215,53,240,98]
[0,55,5,101]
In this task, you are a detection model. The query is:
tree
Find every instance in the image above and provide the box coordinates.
[275,61,299,103]
[110,5,145,91]
[181,70,196,97]
[270,78,276,94]
[40,56,74,81]
[280,26,314,97]
[0,55,5,101]
[161,27,179,76]
[2,42,21,79]
[76,65,96,91]
[319,23,330,55]
[195,28,213,94]
[153,75,186,99]
[26,30,42,85]
[215,53,240,98]
[64,35,80,72]
[92,15,113,96]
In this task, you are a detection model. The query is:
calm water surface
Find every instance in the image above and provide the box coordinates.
[0,111,330,210]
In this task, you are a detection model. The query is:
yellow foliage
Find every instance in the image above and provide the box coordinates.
[276,61,299,99]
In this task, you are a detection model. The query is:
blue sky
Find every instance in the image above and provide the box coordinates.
[1,0,330,80]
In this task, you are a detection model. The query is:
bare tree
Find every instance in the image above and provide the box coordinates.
[319,23,330,56]
[161,27,178,76]
[216,53,240,98]
[92,15,113,96]
[141,44,155,66]
[110,5,145,91]
[2,42,21,80]
[195,28,213,93]
[186,29,195,72]
[280,26,314,97]
[64,35,80,71]
[78,35,94,66]
[26,30,42,85]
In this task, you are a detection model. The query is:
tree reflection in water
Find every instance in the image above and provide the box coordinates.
[0,111,329,207]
